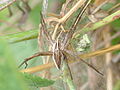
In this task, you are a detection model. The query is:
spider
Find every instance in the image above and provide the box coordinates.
[19,0,103,76]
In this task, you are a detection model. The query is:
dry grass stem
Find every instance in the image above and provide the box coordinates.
[0,0,16,11]
[103,26,113,90]
[58,0,86,23]
[20,44,120,73]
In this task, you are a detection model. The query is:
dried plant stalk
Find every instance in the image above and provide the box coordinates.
[0,0,16,11]
[58,0,86,23]
[103,26,113,90]
[20,44,120,73]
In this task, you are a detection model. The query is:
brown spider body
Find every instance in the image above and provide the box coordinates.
[19,0,103,76]
[52,41,65,69]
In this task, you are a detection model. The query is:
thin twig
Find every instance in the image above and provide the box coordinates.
[40,13,54,45]
[103,26,113,90]
[20,44,120,73]
[45,0,86,24]
[74,10,120,38]
[63,0,91,48]
[0,0,16,11]
[58,0,86,23]
[2,10,120,44]
[0,0,42,32]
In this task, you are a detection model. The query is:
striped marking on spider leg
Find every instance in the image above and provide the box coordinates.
[52,40,64,69]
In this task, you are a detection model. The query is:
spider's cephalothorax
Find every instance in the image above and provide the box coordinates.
[52,40,65,69]
[19,0,103,76]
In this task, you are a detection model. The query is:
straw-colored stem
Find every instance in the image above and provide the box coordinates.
[20,44,120,73]
[58,0,86,23]
[2,10,120,43]
[0,0,16,11]
[74,10,120,38]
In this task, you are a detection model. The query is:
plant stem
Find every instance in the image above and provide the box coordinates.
[0,29,38,43]
[20,44,120,73]
[1,10,120,43]
[0,0,16,11]
[74,10,120,38]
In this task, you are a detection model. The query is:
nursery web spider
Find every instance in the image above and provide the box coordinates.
[19,0,103,76]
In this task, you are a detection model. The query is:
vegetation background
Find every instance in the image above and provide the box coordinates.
[0,0,120,90]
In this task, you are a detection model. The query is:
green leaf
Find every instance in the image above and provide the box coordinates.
[29,5,42,26]
[114,80,120,90]
[1,10,120,45]
[0,29,38,43]
[111,19,120,31]
[0,7,9,23]
[22,73,55,87]
[0,39,28,90]
[101,3,114,11]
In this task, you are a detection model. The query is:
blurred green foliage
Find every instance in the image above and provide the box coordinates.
[29,5,42,26]
[101,3,115,11]
[0,39,55,89]
[0,0,120,90]
[111,19,120,31]
[114,80,120,90]
[111,19,120,54]
[0,9,9,23]
[0,39,28,90]
[23,73,55,87]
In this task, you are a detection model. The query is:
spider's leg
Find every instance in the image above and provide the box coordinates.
[18,51,52,68]
[24,62,28,69]
[65,56,73,80]
[18,60,27,68]
[64,49,104,76]
[62,0,91,49]
[40,13,54,45]
[79,58,104,76]
[16,3,25,14]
